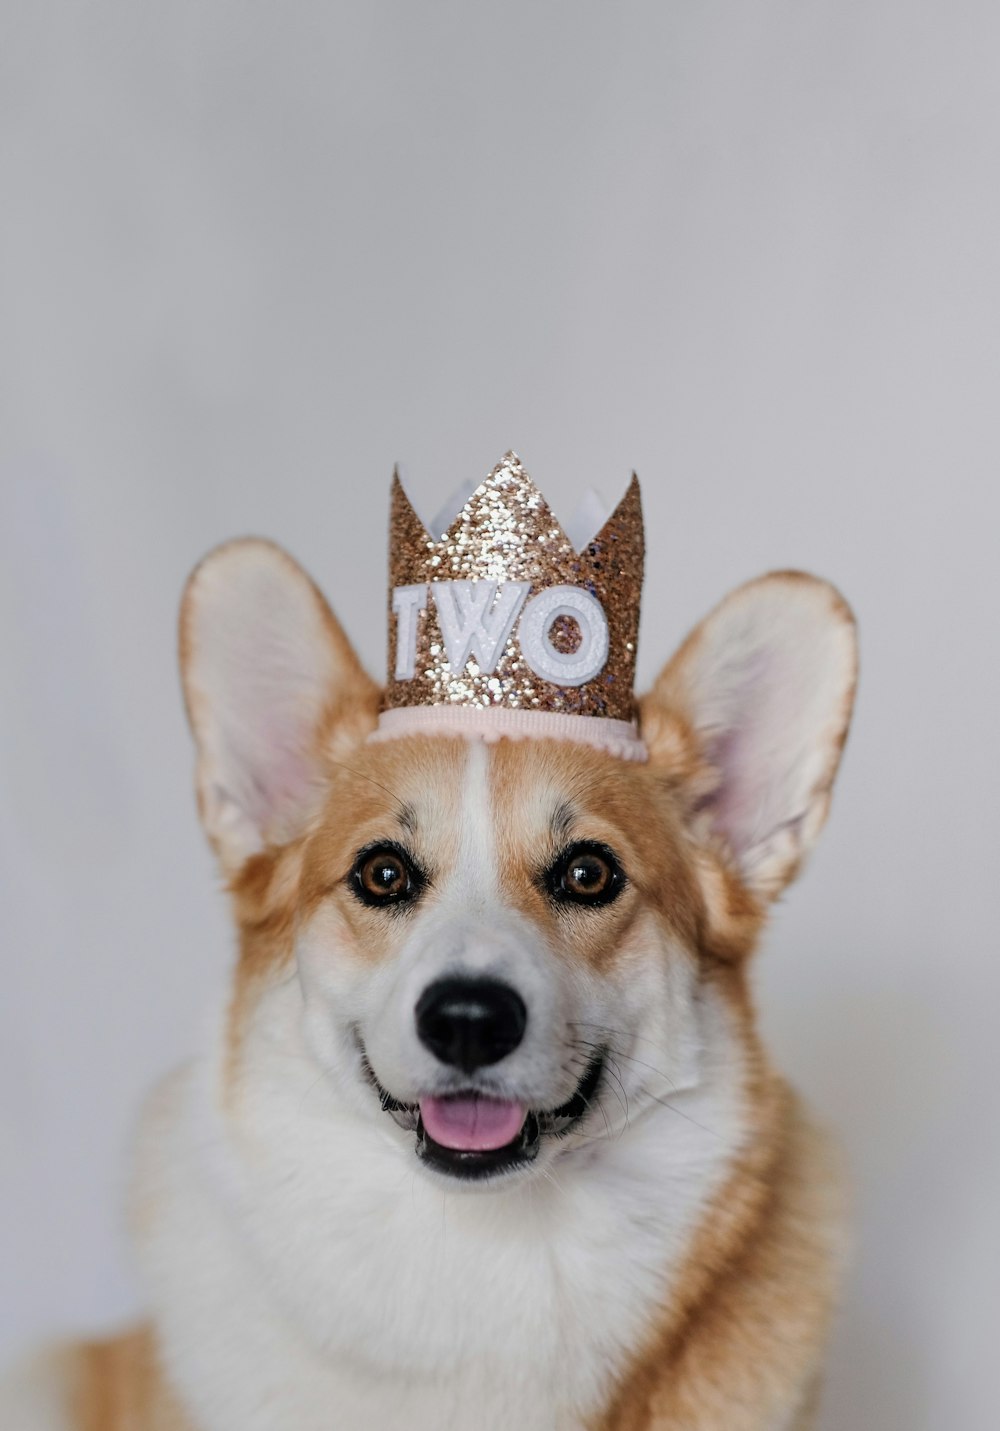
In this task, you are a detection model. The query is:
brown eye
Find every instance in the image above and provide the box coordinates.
[351,844,422,907]
[565,853,612,897]
[548,842,625,908]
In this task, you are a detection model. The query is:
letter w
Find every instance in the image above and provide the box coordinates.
[431,580,530,677]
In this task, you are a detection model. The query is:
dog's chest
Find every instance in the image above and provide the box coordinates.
[135,1062,739,1431]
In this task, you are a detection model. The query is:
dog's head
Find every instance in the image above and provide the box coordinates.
[180,540,856,1190]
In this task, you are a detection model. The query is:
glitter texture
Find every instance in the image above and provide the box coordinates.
[383,452,644,721]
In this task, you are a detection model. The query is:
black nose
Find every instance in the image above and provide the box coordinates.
[415,978,527,1073]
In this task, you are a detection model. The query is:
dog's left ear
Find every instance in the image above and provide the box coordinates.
[179,538,381,875]
[640,571,858,900]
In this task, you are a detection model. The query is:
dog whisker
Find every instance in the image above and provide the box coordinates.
[631,1085,723,1139]
[296,1066,335,1114]
[567,1036,722,1140]
[604,1057,631,1136]
[569,1033,684,1094]
[600,1057,629,1133]
[540,1164,570,1197]
[325,758,413,823]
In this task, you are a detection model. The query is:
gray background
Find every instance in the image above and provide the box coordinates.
[1,4,997,1427]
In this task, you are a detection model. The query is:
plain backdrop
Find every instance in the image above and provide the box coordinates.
[1,4,997,1427]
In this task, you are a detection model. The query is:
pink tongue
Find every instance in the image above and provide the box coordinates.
[419,1096,526,1152]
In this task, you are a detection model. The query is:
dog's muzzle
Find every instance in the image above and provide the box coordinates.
[359,1038,607,1183]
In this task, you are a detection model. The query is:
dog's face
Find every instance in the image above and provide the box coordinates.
[180,541,856,1191]
[290,734,705,1185]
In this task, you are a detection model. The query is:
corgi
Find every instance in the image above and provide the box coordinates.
[3,488,857,1431]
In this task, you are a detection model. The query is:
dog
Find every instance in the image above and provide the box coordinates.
[3,473,857,1430]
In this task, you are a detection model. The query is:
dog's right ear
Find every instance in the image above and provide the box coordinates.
[179,539,381,875]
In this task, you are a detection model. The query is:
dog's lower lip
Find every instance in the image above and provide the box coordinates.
[357,1040,606,1178]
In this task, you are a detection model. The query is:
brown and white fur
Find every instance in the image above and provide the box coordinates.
[3,541,858,1431]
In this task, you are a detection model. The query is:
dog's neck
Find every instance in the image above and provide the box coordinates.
[130,979,751,1431]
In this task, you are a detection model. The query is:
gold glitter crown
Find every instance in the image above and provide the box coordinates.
[382,452,644,727]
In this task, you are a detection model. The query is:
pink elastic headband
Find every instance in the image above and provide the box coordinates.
[369,706,648,762]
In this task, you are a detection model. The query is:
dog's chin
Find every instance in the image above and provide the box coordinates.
[357,1044,607,1187]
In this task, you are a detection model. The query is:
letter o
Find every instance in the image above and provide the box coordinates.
[518,585,610,687]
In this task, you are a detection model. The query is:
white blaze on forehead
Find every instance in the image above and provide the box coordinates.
[450,737,499,903]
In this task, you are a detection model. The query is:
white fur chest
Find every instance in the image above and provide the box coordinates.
[132,991,745,1431]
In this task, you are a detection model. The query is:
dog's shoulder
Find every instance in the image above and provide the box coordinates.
[601,1083,848,1431]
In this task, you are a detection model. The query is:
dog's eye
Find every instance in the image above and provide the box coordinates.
[351,844,422,907]
[548,842,624,908]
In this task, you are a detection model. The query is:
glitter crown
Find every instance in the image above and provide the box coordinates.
[372,453,646,759]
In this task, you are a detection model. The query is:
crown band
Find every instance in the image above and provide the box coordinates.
[369,706,648,761]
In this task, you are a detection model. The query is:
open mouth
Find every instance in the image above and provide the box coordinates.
[360,1046,606,1181]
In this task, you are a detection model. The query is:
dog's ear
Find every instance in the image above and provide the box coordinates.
[640,572,857,900]
[179,539,381,874]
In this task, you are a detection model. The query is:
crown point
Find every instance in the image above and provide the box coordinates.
[388,467,431,545]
